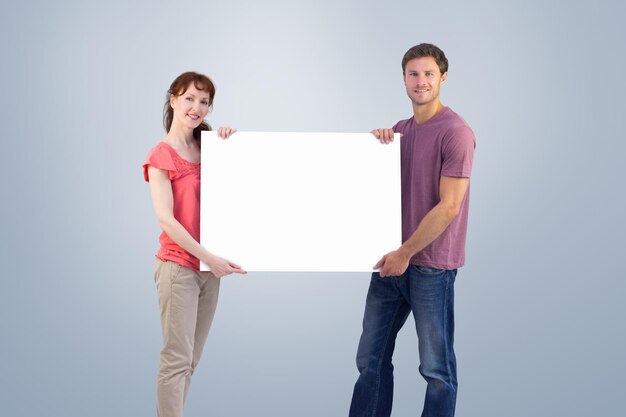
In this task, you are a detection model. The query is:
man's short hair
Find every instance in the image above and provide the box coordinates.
[402,43,448,75]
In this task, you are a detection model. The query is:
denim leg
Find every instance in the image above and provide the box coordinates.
[349,272,412,417]
[407,266,457,417]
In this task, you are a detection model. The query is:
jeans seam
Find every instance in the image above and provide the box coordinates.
[371,297,404,417]
[442,274,454,390]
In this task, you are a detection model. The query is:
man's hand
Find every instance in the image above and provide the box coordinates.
[371,128,396,144]
[374,248,411,277]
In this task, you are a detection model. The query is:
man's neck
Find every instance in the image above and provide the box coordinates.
[413,101,445,124]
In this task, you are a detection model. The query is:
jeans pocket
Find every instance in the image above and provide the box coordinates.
[414,265,445,275]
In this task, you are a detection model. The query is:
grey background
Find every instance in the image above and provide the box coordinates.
[1,0,625,416]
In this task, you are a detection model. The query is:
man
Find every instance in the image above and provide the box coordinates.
[349,43,475,417]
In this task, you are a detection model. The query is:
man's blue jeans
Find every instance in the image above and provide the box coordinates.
[349,265,458,417]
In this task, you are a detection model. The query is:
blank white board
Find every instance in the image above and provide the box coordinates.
[200,131,401,272]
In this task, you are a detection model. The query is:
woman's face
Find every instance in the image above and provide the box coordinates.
[170,83,212,130]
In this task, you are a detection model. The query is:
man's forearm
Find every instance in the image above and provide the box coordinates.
[398,202,460,260]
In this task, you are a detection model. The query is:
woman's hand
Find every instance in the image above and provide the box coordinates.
[217,126,237,139]
[204,253,247,278]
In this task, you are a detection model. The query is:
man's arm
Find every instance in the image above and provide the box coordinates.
[375,175,470,277]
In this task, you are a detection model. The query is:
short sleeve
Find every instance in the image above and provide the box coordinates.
[441,126,475,178]
[392,118,406,132]
[143,144,177,182]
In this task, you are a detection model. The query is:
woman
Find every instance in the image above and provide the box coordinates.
[143,71,246,417]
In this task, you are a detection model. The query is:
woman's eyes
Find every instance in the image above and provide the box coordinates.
[184,97,209,106]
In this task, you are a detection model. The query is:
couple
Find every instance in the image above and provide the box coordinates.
[143,43,476,417]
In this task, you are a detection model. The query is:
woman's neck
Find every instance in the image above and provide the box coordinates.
[165,122,195,147]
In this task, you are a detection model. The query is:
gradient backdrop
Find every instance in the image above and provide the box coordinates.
[2,1,625,416]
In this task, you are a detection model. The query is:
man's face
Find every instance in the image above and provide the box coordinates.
[403,57,447,107]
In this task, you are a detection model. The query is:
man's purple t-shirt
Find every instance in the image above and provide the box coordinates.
[394,106,476,270]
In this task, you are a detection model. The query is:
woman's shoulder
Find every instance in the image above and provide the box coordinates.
[143,141,178,181]
[146,141,178,164]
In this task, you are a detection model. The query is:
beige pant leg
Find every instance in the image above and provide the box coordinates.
[183,269,220,401]
[154,260,220,417]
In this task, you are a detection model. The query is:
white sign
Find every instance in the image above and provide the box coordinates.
[200,131,401,272]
